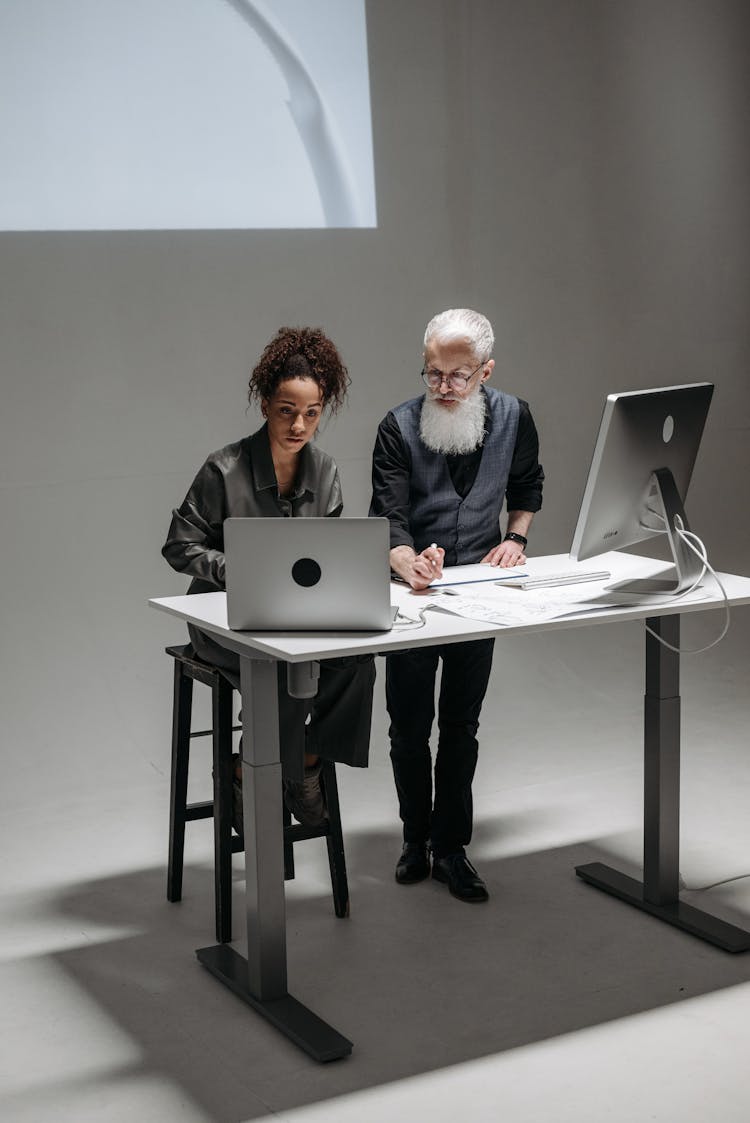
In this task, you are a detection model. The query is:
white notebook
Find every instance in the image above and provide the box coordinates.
[428,563,527,588]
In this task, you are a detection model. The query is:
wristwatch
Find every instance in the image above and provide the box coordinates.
[504,531,528,548]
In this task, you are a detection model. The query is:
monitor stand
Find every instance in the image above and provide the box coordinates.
[605,468,705,598]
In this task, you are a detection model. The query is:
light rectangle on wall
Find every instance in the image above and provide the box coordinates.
[0,0,376,229]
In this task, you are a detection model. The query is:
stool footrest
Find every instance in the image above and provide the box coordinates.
[185,801,214,822]
[228,825,328,849]
[191,725,242,739]
[284,822,331,843]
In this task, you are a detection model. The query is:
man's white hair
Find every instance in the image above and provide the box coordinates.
[423,308,495,364]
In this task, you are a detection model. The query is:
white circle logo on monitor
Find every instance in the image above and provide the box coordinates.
[662,415,675,443]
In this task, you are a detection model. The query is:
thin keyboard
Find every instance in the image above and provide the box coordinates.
[506,570,611,590]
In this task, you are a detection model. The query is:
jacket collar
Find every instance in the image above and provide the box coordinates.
[248,423,317,498]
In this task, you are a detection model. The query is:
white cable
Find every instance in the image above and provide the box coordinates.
[393,608,428,630]
[682,872,750,893]
[643,518,731,654]
[636,506,707,597]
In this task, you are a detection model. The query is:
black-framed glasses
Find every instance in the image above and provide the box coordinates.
[421,361,485,392]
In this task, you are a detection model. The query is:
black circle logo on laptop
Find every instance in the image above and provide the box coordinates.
[291,557,322,587]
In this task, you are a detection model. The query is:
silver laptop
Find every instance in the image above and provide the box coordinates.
[224,517,394,631]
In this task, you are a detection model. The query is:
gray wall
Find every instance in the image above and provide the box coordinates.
[1,0,748,786]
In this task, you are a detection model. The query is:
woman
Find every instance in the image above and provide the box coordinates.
[162,326,375,834]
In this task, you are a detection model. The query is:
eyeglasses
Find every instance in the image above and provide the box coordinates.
[421,362,485,392]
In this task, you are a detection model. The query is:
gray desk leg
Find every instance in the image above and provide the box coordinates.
[197,655,353,1061]
[577,615,750,952]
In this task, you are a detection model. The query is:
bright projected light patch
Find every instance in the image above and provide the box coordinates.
[0,0,376,230]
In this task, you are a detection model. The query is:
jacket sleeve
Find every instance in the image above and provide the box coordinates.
[162,460,228,589]
[506,400,544,512]
[369,413,415,550]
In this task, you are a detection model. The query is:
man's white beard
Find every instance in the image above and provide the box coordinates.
[419,390,487,455]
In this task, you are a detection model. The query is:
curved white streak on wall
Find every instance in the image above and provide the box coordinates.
[225,0,363,227]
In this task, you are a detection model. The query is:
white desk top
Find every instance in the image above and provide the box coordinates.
[149,551,750,663]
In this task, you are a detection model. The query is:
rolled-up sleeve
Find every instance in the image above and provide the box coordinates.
[369,412,415,551]
[506,400,544,512]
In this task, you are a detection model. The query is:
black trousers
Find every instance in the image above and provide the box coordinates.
[385,638,495,858]
[188,624,376,780]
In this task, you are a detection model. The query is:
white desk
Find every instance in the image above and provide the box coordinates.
[150,552,750,1061]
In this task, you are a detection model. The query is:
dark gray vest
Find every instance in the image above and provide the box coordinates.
[393,387,520,564]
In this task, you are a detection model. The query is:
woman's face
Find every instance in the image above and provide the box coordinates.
[263,377,323,455]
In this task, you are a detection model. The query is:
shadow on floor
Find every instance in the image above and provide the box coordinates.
[16,829,750,1121]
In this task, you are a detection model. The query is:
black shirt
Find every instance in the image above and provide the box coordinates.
[370,396,544,552]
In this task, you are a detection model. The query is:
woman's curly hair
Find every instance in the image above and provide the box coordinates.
[248,327,350,414]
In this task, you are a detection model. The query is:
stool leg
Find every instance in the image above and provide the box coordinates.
[282,800,295,881]
[321,760,349,918]
[212,675,234,943]
[167,662,193,903]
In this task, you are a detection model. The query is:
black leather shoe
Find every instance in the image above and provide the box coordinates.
[395,842,431,884]
[432,853,489,902]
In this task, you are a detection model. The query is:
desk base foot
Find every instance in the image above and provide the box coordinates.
[196,944,353,1062]
[575,862,750,953]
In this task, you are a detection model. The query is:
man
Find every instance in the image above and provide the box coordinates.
[370,308,544,902]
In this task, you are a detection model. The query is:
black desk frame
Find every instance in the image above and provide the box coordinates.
[193,613,750,1063]
[196,653,353,1061]
[576,614,750,953]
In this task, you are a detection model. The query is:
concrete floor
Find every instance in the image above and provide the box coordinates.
[2,616,749,1122]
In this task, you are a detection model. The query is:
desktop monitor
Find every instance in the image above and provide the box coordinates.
[570,382,714,594]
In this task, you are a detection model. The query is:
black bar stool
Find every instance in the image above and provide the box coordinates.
[165,644,349,943]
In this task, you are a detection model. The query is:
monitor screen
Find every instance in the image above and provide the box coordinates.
[570,383,714,592]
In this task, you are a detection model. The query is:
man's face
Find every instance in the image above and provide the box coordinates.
[422,339,493,409]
